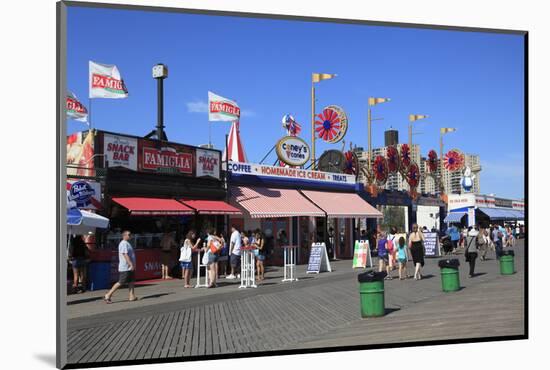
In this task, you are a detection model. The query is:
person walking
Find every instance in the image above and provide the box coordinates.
[396,236,410,280]
[68,235,89,293]
[464,226,479,278]
[447,224,460,253]
[386,227,397,272]
[254,230,266,280]
[104,231,137,303]
[160,229,177,280]
[478,227,489,261]
[226,225,242,280]
[179,230,201,288]
[409,224,425,280]
[492,225,503,259]
[377,232,392,279]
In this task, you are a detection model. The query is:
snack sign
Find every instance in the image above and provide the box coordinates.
[276,136,310,166]
[196,149,220,179]
[104,134,137,170]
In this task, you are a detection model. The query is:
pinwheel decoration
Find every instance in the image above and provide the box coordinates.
[373,155,388,185]
[406,162,420,189]
[343,150,359,178]
[315,105,348,143]
[281,114,302,137]
[400,143,411,169]
[427,149,438,173]
[444,149,465,172]
[386,145,400,173]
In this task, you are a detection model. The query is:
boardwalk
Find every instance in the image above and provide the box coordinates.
[66,241,525,366]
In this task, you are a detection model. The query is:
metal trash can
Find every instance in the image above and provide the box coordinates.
[357,271,386,317]
[438,259,460,292]
[500,250,515,275]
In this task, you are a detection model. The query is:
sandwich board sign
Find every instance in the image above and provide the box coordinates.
[306,242,332,273]
[423,232,440,257]
[352,240,372,268]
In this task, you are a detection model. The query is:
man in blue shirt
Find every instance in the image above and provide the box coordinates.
[104,230,137,303]
[447,224,460,252]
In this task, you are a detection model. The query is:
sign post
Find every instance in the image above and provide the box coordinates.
[306,242,332,274]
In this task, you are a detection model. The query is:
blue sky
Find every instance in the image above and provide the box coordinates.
[66,6,525,199]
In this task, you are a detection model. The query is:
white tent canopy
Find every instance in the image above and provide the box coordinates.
[67,209,109,235]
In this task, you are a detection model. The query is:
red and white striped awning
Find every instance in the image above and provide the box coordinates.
[230,186,325,218]
[300,190,383,219]
[223,121,248,163]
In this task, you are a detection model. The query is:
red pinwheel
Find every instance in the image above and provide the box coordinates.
[315,106,346,143]
[427,150,438,173]
[386,145,400,173]
[343,151,359,177]
[406,162,420,188]
[444,149,465,172]
[400,144,411,169]
[373,155,388,185]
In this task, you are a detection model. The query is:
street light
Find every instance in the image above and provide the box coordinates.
[311,73,337,169]
[408,114,428,150]
[440,127,457,194]
[367,97,391,168]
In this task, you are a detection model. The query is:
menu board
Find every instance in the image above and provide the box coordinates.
[306,243,332,274]
[352,240,370,268]
[423,232,439,257]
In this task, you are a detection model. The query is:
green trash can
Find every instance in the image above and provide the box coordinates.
[500,250,515,275]
[357,272,386,317]
[438,259,460,292]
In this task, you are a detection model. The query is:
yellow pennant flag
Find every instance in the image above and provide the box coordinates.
[368,97,391,106]
[440,127,457,134]
[409,114,428,121]
[312,73,337,83]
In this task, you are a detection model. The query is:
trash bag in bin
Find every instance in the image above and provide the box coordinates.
[501,250,515,256]
[357,271,387,283]
[438,259,460,269]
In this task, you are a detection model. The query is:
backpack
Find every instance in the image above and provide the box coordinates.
[386,237,394,253]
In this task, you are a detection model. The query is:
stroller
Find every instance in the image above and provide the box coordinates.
[441,235,454,255]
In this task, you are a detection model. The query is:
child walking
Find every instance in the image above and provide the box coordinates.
[396,236,409,280]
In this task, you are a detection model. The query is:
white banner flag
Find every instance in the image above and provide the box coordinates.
[66,92,88,122]
[208,91,240,121]
[89,61,128,99]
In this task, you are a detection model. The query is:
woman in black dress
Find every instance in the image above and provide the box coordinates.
[408,224,425,280]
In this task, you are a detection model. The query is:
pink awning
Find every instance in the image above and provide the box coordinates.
[230,186,325,218]
[300,190,382,219]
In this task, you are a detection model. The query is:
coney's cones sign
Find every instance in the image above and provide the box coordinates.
[89,61,128,98]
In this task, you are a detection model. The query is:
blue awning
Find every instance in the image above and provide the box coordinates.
[477,207,523,220]
[444,212,466,223]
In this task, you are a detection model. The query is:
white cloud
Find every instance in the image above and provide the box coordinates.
[186,100,208,113]
[186,100,256,117]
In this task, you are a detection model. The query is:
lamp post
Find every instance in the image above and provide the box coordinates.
[311,73,337,169]
[367,97,390,169]
[439,127,457,194]
[408,114,428,150]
